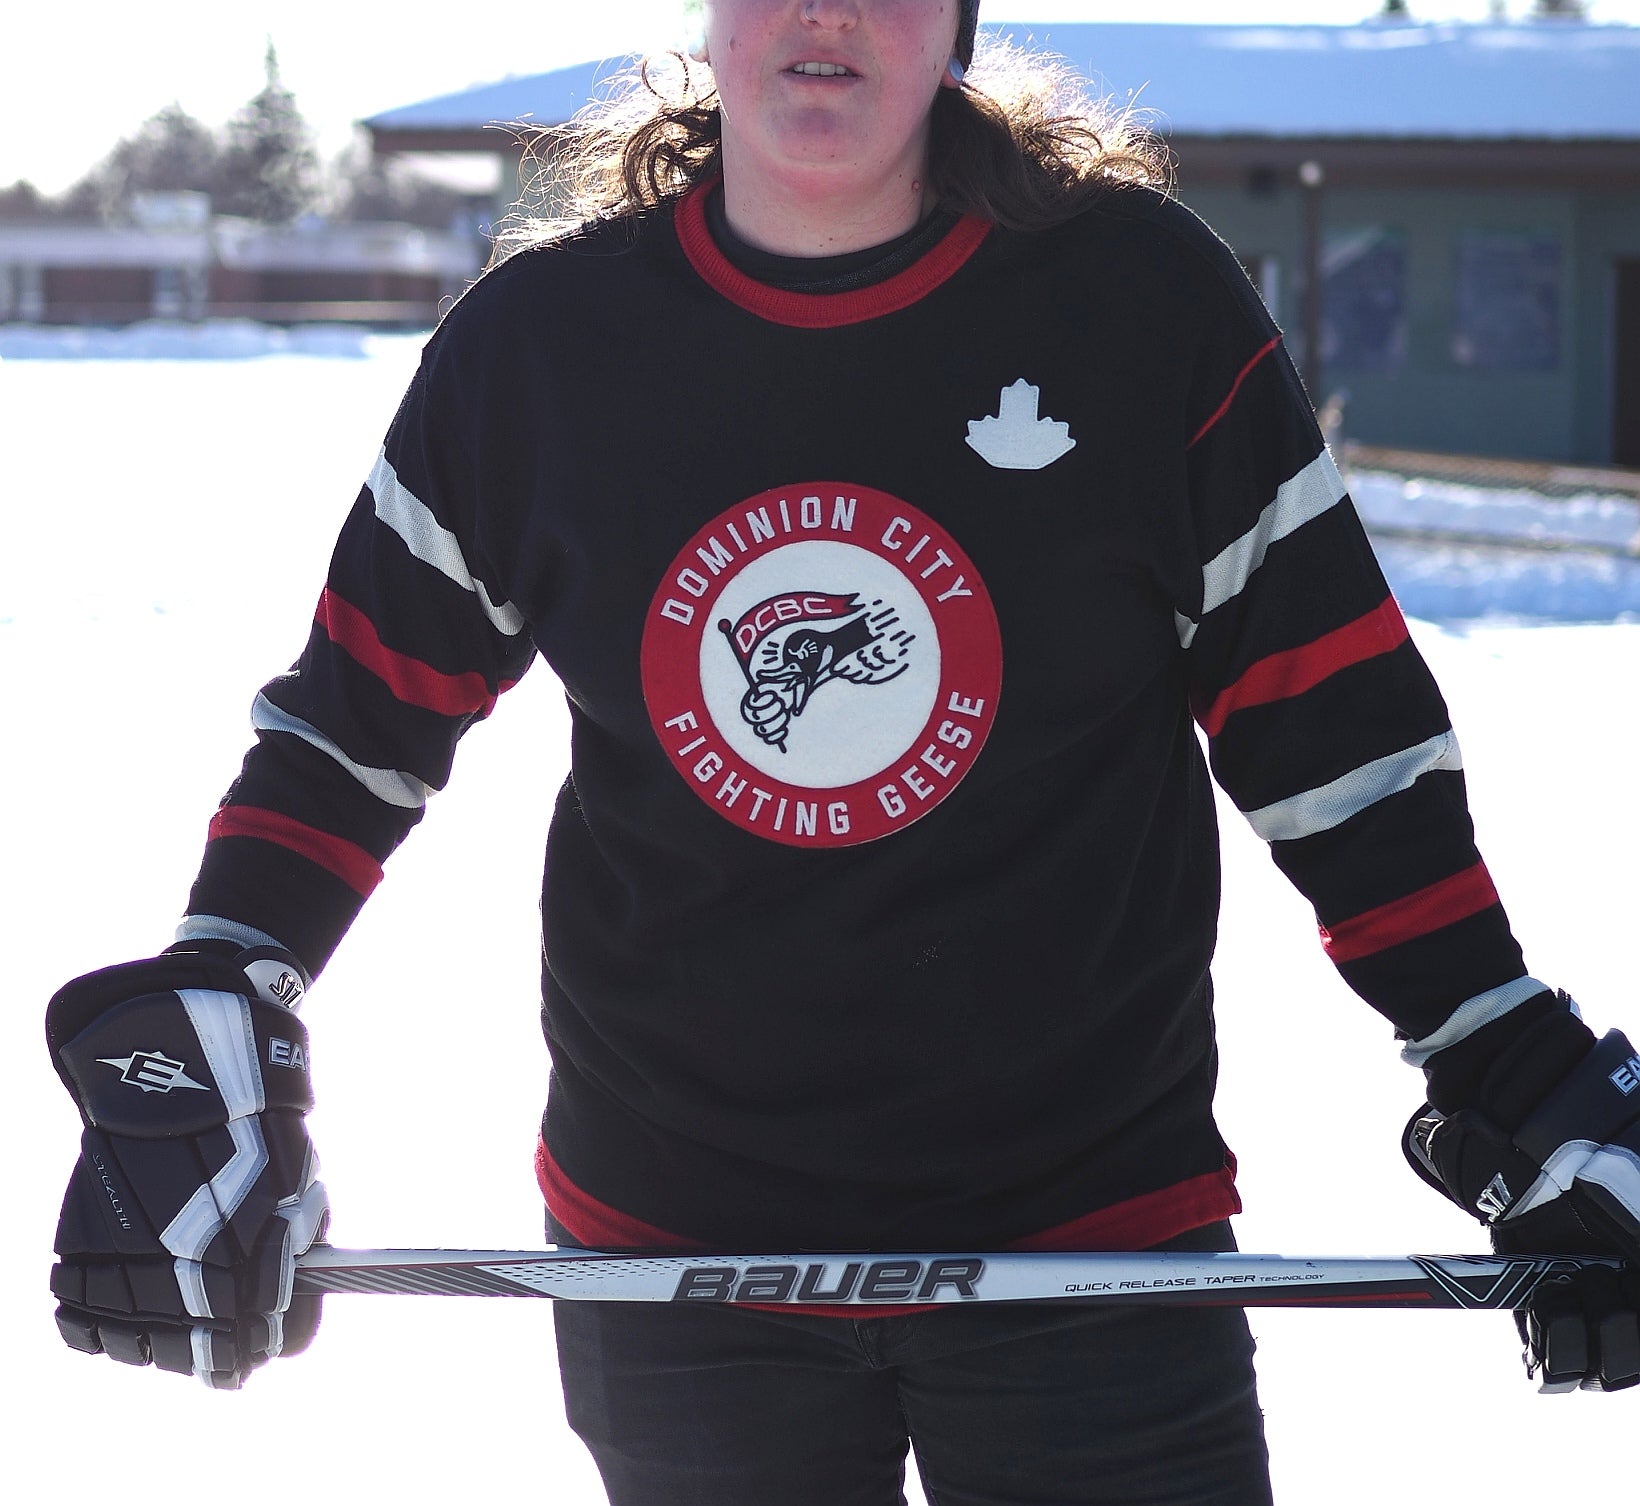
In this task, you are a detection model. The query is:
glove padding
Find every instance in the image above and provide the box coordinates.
[47,946,329,1388]
[1517,1266,1640,1393]
[1406,1025,1640,1391]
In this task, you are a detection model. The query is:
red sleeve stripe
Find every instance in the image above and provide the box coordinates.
[316,588,501,718]
[1195,596,1409,739]
[208,806,384,897]
[1320,862,1500,966]
[1187,335,1281,450]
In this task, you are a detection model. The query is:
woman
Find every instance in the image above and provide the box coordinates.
[45,4,1640,1504]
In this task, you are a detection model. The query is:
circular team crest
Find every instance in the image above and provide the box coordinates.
[641,482,1003,847]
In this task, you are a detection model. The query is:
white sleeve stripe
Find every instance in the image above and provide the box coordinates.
[1399,976,1554,1066]
[252,693,431,810]
[1176,447,1349,648]
[367,447,525,636]
[177,988,264,1120]
[1244,730,1463,843]
[174,915,289,955]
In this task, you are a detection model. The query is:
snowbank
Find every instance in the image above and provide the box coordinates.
[1351,467,1640,622]
[0,318,423,361]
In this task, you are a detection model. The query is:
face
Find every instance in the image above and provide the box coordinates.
[703,1,961,211]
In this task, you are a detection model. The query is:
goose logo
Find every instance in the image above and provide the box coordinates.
[642,482,1002,846]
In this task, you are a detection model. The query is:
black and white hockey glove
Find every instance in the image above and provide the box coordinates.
[47,945,328,1389]
[1405,1004,1640,1392]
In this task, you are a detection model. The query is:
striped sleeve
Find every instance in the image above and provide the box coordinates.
[184,356,537,972]
[1177,276,1534,1049]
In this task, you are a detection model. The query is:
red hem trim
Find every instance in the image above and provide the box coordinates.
[317,588,498,718]
[1321,861,1501,965]
[1004,1159,1242,1251]
[1187,336,1281,450]
[537,1140,708,1249]
[207,806,383,897]
[674,180,992,329]
[537,1138,1240,1316]
[1196,596,1409,739]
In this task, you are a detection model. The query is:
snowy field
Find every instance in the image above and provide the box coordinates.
[2,324,1635,1503]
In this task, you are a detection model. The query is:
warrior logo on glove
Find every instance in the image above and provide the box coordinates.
[643,482,1003,848]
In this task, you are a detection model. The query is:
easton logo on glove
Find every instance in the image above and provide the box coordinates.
[97,1049,209,1094]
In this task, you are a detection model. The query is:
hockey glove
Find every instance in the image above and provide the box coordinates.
[1405,1006,1640,1391]
[47,945,329,1388]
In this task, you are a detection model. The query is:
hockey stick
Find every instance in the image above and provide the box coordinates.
[294,1246,1621,1310]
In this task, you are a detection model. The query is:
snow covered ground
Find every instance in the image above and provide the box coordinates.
[1352,467,1640,621]
[3,323,1635,1503]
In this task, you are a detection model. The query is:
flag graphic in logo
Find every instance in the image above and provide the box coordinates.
[642,482,1002,847]
[717,591,914,753]
[98,1050,210,1095]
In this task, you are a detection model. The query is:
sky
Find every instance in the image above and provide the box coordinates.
[6,1,1640,196]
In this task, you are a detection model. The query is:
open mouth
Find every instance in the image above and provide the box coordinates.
[788,62,855,77]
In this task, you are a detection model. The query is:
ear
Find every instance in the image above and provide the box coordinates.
[684,0,709,62]
[941,56,966,89]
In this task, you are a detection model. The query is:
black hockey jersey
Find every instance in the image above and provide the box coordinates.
[182,181,1536,1253]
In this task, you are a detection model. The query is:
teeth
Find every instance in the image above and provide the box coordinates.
[791,62,851,76]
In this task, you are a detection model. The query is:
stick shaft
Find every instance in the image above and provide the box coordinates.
[294,1246,1617,1310]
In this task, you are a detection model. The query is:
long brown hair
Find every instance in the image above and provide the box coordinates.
[490,35,1170,264]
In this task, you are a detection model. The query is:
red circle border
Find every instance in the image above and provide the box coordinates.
[641,482,1002,847]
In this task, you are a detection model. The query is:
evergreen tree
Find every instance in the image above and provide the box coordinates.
[212,42,321,223]
[59,103,221,221]
[0,180,58,221]
[328,138,477,229]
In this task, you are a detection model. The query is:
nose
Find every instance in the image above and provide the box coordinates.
[801,0,861,30]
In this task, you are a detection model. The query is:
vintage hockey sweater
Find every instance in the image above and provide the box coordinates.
[182,181,1538,1253]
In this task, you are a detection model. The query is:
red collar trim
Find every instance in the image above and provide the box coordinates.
[674,180,992,329]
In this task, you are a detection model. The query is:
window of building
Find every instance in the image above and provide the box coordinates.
[153,265,185,318]
[1320,227,1407,373]
[1451,233,1561,371]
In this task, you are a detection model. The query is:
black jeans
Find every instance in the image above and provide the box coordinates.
[550,1218,1272,1506]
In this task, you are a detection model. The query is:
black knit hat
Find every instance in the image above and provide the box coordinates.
[956,0,980,68]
